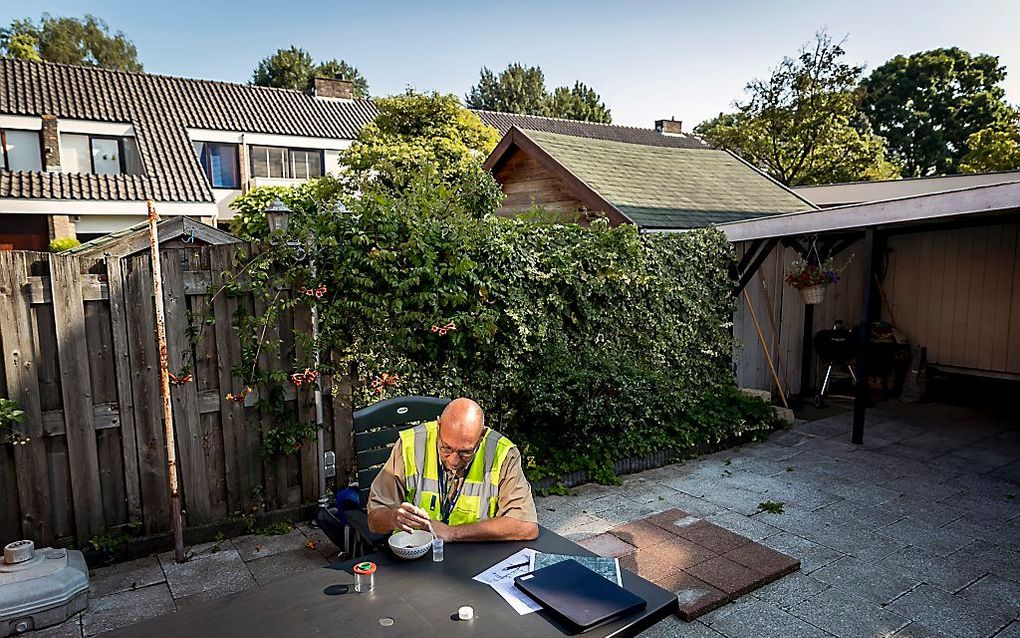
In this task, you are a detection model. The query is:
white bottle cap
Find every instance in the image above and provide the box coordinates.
[458,606,474,621]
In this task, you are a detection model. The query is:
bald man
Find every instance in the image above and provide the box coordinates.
[367,398,539,541]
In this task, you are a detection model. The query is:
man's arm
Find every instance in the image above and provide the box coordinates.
[432,516,538,542]
[366,444,407,534]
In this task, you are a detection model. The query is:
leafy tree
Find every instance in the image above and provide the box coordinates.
[861,48,1013,176]
[548,82,612,124]
[695,32,899,186]
[959,113,1020,172]
[342,89,501,191]
[252,46,369,96]
[1,14,142,71]
[466,64,550,115]
[466,63,612,123]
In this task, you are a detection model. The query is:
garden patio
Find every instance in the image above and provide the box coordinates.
[25,399,1018,638]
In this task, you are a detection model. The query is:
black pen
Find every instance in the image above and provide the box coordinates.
[503,561,530,570]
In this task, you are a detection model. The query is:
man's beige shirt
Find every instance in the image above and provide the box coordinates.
[366,437,538,523]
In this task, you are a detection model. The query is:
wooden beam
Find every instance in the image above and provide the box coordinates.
[735,238,778,293]
[852,228,879,444]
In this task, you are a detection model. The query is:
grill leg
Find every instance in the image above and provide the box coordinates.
[847,364,858,384]
[820,364,834,397]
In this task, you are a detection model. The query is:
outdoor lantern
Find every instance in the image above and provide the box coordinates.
[265,198,292,234]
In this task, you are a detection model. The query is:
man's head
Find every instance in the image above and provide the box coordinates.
[436,398,485,473]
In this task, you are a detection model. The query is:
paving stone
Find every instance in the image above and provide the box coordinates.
[887,583,1017,638]
[809,556,920,605]
[621,548,678,584]
[642,536,717,570]
[790,585,910,638]
[556,512,615,538]
[298,523,344,562]
[880,545,988,593]
[993,621,1020,638]
[888,621,955,637]
[246,547,329,585]
[692,589,761,626]
[955,573,1020,614]
[232,528,308,562]
[664,571,729,621]
[721,542,799,578]
[88,555,165,598]
[753,572,830,610]
[159,543,255,600]
[956,539,1020,580]
[610,519,684,549]
[703,510,780,542]
[81,584,175,637]
[671,520,752,554]
[708,598,831,638]
[574,532,637,558]
[25,614,82,638]
[874,516,976,556]
[685,556,765,597]
[636,615,724,637]
[758,531,846,574]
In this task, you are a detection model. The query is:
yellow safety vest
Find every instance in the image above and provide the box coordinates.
[399,421,515,525]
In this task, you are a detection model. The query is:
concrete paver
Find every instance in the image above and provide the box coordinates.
[81,584,175,637]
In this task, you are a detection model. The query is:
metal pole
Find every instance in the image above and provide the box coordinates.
[147,201,185,562]
[852,227,877,445]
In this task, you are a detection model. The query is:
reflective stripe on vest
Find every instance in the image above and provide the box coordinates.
[399,421,515,525]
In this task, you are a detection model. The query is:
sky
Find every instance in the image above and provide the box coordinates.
[5,0,1020,128]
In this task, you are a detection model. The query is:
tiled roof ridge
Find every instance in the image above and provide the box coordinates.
[2,57,374,105]
[517,126,708,150]
[471,108,666,133]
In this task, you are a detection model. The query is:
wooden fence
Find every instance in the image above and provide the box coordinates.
[0,245,353,547]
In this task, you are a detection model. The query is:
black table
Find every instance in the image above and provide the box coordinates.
[105,526,677,637]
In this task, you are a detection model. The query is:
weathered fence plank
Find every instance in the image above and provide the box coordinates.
[124,253,170,534]
[49,254,105,544]
[106,256,143,523]
[160,248,212,525]
[0,251,52,542]
[293,302,318,504]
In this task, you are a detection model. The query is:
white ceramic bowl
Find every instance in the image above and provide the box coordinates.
[388,530,434,560]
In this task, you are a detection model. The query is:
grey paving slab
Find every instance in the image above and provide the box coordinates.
[706,597,831,638]
[703,510,781,543]
[246,547,329,585]
[811,499,905,534]
[88,555,165,598]
[159,543,255,600]
[888,621,955,638]
[956,573,1020,615]
[994,621,1020,638]
[81,584,175,637]
[809,556,920,606]
[874,516,976,556]
[957,540,1020,581]
[232,528,308,562]
[790,585,910,638]
[298,522,344,562]
[758,531,846,575]
[748,572,830,611]
[880,545,989,593]
[696,593,761,627]
[885,583,1016,638]
[24,614,81,638]
[637,616,724,638]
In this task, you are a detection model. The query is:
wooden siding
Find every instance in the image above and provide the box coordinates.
[734,222,1020,396]
[492,146,592,218]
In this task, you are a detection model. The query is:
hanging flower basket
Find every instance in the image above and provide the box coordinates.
[800,284,827,305]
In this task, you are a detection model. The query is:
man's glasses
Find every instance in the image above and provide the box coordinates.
[438,438,479,460]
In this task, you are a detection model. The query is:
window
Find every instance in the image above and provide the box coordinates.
[59,133,145,176]
[194,141,239,188]
[1,129,43,172]
[249,145,323,180]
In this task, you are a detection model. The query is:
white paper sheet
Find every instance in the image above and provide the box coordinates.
[472,548,541,615]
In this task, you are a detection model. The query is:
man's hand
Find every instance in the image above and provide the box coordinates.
[429,520,453,540]
[395,503,432,533]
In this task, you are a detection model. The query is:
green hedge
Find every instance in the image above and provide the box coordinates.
[231,174,777,483]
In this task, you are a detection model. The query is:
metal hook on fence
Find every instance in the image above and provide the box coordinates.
[183,228,196,243]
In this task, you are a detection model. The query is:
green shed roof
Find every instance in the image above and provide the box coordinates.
[520,129,815,229]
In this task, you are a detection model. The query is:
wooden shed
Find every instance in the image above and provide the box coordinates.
[64,216,241,258]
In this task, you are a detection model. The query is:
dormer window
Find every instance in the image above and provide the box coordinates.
[193,141,240,188]
[61,133,144,175]
[1,128,43,172]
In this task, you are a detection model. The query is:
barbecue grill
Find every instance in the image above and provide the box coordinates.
[813,322,857,407]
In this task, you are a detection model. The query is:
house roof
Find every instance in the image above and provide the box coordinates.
[485,128,814,229]
[472,110,710,149]
[792,170,1020,207]
[0,58,377,204]
[65,215,241,257]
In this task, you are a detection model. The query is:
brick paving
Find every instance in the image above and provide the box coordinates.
[25,401,1019,638]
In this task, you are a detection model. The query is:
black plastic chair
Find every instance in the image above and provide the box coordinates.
[328,395,451,558]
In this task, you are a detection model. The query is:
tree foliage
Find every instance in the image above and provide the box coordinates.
[465,63,612,123]
[695,32,898,186]
[341,89,502,191]
[1,13,142,71]
[251,46,369,96]
[861,47,1013,176]
[959,112,1020,173]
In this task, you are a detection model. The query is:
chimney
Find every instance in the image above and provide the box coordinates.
[312,77,354,101]
[41,114,61,172]
[655,118,683,136]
